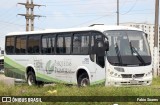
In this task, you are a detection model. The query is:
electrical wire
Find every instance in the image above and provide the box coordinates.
[71,14,115,27]
[120,0,138,15]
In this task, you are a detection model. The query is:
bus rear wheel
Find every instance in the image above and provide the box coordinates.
[27,71,36,86]
[78,73,90,87]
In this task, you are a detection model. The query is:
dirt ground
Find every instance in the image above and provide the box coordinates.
[0,73,15,86]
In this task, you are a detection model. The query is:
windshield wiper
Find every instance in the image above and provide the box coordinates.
[129,42,145,65]
[115,43,122,65]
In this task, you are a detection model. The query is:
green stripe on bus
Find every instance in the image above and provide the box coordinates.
[4,56,69,83]
[4,63,25,75]
[4,56,26,70]
[36,73,68,83]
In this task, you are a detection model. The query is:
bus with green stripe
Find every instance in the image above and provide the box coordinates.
[4,25,152,86]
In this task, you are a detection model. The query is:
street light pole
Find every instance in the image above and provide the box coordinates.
[117,0,119,25]
[154,0,159,77]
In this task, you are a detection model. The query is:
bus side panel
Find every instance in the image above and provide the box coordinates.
[4,55,26,79]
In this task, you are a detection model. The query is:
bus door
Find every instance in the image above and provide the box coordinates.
[90,32,106,81]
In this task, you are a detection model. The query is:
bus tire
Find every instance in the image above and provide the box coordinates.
[27,71,36,86]
[78,73,90,87]
[37,81,44,87]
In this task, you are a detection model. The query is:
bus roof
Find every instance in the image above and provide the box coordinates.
[6,25,142,36]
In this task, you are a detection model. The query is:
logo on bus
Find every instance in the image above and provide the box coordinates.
[46,60,54,74]
[45,59,74,74]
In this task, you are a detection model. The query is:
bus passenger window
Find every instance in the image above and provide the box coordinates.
[42,36,52,54]
[6,37,15,54]
[56,36,64,54]
[28,36,40,54]
[81,35,89,54]
[42,37,48,53]
[56,35,71,54]
[64,36,71,54]
[48,37,52,53]
[73,35,81,54]
[51,37,55,54]
[15,36,26,54]
[73,33,89,54]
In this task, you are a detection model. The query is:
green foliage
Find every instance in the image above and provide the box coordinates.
[0,77,160,105]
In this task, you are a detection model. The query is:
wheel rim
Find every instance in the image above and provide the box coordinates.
[81,78,89,87]
[28,75,35,86]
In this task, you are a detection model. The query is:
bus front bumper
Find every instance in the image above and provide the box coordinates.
[106,76,152,86]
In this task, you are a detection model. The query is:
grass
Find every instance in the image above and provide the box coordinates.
[0,77,160,105]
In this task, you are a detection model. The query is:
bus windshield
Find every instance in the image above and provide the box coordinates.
[105,30,151,66]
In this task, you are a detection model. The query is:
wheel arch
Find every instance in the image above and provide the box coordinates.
[25,65,36,80]
[76,66,91,84]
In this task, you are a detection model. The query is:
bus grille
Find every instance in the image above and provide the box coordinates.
[121,74,132,78]
[121,74,144,78]
[135,74,145,78]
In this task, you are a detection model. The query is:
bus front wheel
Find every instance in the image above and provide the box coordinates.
[27,72,36,86]
[78,73,90,87]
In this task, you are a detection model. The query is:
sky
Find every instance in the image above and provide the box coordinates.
[0,0,156,49]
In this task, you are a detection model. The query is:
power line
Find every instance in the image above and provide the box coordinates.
[0,20,44,30]
[120,0,138,15]
[71,14,115,27]
[45,0,145,5]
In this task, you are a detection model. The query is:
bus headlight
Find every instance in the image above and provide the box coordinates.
[110,71,114,75]
[114,73,118,76]
[109,71,121,78]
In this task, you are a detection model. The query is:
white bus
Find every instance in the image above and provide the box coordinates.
[4,25,152,86]
[0,56,4,72]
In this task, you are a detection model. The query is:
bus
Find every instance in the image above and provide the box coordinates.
[0,56,4,72]
[4,25,152,86]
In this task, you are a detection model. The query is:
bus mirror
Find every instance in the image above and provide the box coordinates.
[104,40,109,51]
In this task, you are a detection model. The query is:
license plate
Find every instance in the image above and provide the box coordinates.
[130,80,138,84]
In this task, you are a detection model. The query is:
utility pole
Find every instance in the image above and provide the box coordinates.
[117,0,119,25]
[154,0,159,77]
[18,0,45,31]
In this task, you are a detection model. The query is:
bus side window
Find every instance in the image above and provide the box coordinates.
[81,35,89,54]
[42,36,48,54]
[56,34,71,54]
[48,37,52,53]
[73,34,81,54]
[64,36,71,54]
[90,35,95,62]
[42,35,52,54]
[15,36,27,54]
[51,36,55,54]
[28,35,40,54]
[6,36,15,54]
[72,33,89,54]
